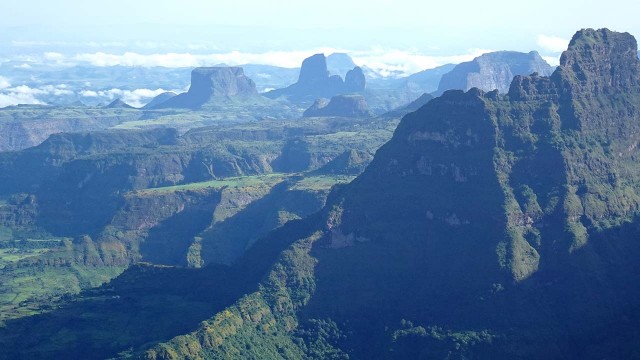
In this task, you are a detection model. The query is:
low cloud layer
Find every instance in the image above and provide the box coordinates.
[31,48,497,78]
[536,35,570,67]
[0,84,75,107]
[0,77,11,89]
[80,88,171,107]
[0,82,167,108]
[351,48,494,77]
[0,84,46,107]
[73,49,343,69]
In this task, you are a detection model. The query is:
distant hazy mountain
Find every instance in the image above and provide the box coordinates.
[241,64,300,92]
[105,98,134,109]
[326,52,357,78]
[152,67,260,109]
[404,63,456,94]
[361,64,452,114]
[265,54,365,104]
[303,94,371,118]
[0,63,298,106]
[381,92,435,119]
[142,92,177,109]
[435,51,553,95]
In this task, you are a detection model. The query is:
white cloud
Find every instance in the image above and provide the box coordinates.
[80,90,98,97]
[44,52,65,61]
[0,85,45,107]
[542,55,561,67]
[537,35,569,53]
[23,47,503,78]
[64,47,493,78]
[0,93,43,108]
[352,48,494,77]
[14,63,32,69]
[87,41,127,48]
[43,52,72,66]
[0,77,10,89]
[8,84,73,97]
[72,49,343,69]
[80,88,170,107]
[0,83,76,107]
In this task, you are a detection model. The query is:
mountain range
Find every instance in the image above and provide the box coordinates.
[139,28,640,359]
[1,27,639,360]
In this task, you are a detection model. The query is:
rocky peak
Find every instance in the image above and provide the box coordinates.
[345,66,366,92]
[329,28,640,287]
[298,54,330,85]
[265,54,366,104]
[555,28,640,94]
[509,29,640,132]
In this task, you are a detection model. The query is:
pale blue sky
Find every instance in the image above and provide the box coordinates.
[0,0,638,69]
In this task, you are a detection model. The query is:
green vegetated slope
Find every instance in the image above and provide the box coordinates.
[137,29,640,359]
[0,107,142,152]
[0,99,304,152]
[0,113,393,326]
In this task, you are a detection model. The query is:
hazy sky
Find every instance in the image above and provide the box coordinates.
[0,0,638,70]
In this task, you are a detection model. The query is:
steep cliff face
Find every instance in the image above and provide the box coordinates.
[144,29,640,360]
[0,108,142,152]
[265,54,366,104]
[153,67,260,109]
[435,50,553,95]
[331,28,640,287]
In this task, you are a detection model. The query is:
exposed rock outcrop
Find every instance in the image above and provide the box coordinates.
[265,54,366,103]
[344,66,366,92]
[435,51,553,95]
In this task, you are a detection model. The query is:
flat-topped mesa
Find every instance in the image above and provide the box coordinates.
[153,67,258,109]
[190,67,258,97]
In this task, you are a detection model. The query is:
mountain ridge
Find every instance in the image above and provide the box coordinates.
[141,28,640,359]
